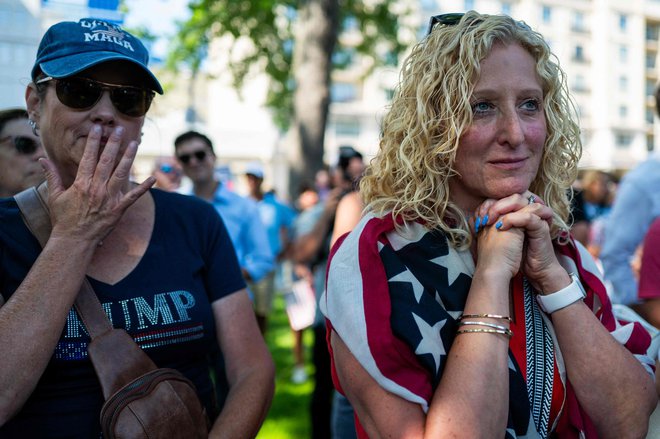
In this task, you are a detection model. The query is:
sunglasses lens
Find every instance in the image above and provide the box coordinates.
[111,87,154,117]
[178,150,207,164]
[55,78,102,109]
[14,137,38,155]
[53,78,153,117]
[427,13,465,35]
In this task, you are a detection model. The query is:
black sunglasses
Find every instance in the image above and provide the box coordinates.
[0,135,40,155]
[36,76,155,118]
[427,13,465,35]
[427,12,531,36]
[177,150,207,164]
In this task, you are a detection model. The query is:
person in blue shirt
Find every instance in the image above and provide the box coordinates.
[245,162,296,333]
[174,131,274,285]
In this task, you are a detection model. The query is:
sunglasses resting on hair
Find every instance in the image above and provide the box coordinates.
[36,76,155,118]
[427,12,531,35]
[177,150,207,164]
[0,135,40,155]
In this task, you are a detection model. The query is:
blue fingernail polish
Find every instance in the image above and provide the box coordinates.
[475,217,480,233]
[483,215,489,227]
[495,221,502,230]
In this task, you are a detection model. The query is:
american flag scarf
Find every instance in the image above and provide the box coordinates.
[322,213,653,438]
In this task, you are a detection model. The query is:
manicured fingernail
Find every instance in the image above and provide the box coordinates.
[495,221,503,230]
[115,126,124,136]
[92,125,102,134]
[475,217,480,233]
[482,215,489,227]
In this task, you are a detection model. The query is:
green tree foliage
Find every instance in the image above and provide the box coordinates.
[167,0,410,193]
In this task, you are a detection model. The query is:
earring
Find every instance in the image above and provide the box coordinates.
[28,119,39,137]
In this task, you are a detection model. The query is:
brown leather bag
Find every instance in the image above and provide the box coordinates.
[14,185,210,439]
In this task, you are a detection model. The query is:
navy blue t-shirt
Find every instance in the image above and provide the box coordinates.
[0,189,246,438]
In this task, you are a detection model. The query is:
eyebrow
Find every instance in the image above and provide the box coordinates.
[471,88,543,97]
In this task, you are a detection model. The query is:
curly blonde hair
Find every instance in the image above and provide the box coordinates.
[361,11,581,249]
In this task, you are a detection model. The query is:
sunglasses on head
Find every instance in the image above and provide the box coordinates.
[177,150,207,164]
[35,76,155,118]
[426,12,531,35]
[0,135,40,155]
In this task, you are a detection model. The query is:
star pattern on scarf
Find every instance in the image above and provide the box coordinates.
[412,314,447,373]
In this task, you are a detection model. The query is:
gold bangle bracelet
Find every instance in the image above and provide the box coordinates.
[455,328,513,338]
[458,320,510,332]
[459,313,512,322]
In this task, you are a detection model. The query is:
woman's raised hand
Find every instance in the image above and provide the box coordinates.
[40,124,155,246]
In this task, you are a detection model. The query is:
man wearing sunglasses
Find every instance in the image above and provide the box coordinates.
[174,130,274,286]
[0,108,45,197]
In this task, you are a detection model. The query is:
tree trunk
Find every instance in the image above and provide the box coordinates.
[287,0,339,198]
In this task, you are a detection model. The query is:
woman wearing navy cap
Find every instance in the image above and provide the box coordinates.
[0,18,274,437]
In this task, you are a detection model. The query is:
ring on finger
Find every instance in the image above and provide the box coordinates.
[527,195,536,205]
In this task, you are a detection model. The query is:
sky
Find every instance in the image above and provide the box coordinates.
[123,0,190,60]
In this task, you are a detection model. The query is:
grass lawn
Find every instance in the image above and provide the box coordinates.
[257,293,315,438]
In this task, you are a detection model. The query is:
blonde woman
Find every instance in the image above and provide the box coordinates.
[322,11,656,438]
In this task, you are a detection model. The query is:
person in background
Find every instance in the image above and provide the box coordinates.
[322,11,656,438]
[292,147,364,439]
[0,108,45,197]
[151,155,183,192]
[285,182,322,384]
[327,157,366,439]
[174,131,274,285]
[569,169,612,247]
[601,84,660,307]
[0,18,274,438]
[633,217,660,331]
[244,161,296,333]
[631,216,660,401]
[314,166,332,202]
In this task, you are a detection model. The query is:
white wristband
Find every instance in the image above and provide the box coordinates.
[536,273,586,314]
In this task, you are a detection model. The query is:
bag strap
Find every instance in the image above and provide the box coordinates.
[14,186,159,397]
[14,185,112,337]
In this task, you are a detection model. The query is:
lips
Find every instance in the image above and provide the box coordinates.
[488,157,528,170]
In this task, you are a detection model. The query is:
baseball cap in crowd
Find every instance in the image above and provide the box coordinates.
[245,162,265,179]
[31,18,163,94]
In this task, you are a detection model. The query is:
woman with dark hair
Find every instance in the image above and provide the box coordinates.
[322,11,656,438]
[0,108,44,197]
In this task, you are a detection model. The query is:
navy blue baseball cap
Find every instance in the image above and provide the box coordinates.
[31,18,163,94]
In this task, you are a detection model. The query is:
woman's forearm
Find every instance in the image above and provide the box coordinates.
[425,269,512,436]
[209,361,275,438]
[0,236,96,424]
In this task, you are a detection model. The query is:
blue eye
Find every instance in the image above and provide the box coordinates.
[521,99,541,111]
[472,101,492,114]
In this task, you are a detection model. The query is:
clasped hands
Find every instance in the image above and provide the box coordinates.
[472,192,571,294]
